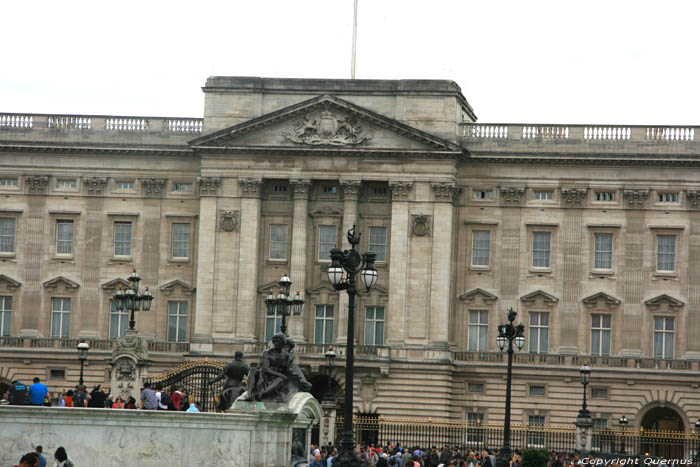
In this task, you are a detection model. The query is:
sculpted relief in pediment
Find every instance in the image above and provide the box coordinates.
[283,111,373,146]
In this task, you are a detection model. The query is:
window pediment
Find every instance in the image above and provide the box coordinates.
[520,290,559,307]
[43,276,80,292]
[101,278,131,293]
[644,294,684,311]
[582,292,621,310]
[0,274,21,291]
[159,279,194,296]
[458,288,498,305]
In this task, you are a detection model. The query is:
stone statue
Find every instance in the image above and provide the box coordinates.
[208,351,249,412]
[244,333,312,402]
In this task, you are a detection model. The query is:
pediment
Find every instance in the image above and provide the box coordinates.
[190,95,465,157]
[0,274,21,291]
[582,292,622,309]
[644,294,684,311]
[101,278,130,292]
[520,290,559,307]
[305,282,337,296]
[159,279,194,296]
[43,276,80,291]
[358,284,389,296]
[458,288,498,305]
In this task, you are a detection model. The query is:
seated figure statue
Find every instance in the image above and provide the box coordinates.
[244,333,312,402]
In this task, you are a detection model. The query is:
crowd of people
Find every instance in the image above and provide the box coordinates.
[9,446,74,467]
[2,378,202,412]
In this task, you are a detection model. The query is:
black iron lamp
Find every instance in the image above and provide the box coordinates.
[114,269,154,331]
[579,364,591,418]
[264,272,304,336]
[77,341,89,386]
[323,345,337,403]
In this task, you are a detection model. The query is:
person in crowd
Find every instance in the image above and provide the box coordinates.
[53,447,74,467]
[35,446,46,467]
[61,390,73,407]
[9,380,27,405]
[140,381,158,410]
[104,393,114,408]
[186,400,201,412]
[155,383,170,410]
[309,452,325,467]
[27,377,48,406]
[88,384,106,408]
[112,395,125,408]
[169,385,183,410]
[72,385,89,408]
[11,452,38,467]
[125,396,137,409]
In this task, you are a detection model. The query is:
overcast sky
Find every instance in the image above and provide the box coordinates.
[3,0,699,125]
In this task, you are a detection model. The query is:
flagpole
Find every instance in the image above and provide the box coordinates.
[351,0,358,79]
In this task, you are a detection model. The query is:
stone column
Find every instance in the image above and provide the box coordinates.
[319,400,338,448]
[335,180,361,345]
[109,330,151,404]
[235,179,263,341]
[429,183,461,348]
[386,182,413,346]
[574,415,593,455]
[79,177,107,338]
[289,179,311,342]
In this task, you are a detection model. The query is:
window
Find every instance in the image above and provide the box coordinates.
[0,296,11,336]
[468,383,484,393]
[368,226,387,262]
[467,412,485,443]
[532,231,551,268]
[591,314,611,356]
[322,185,337,194]
[56,220,74,255]
[595,192,615,202]
[373,186,388,196]
[173,182,193,192]
[653,316,674,359]
[57,179,77,189]
[529,312,549,354]
[534,191,553,200]
[314,305,334,344]
[269,224,288,260]
[109,300,128,339]
[473,189,493,200]
[50,369,66,380]
[592,418,609,452]
[272,184,288,193]
[115,181,134,191]
[51,298,71,338]
[471,230,490,267]
[527,415,546,447]
[171,223,190,259]
[265,302,283,342]
[591,388,608,399]
[656,235,676,272]
[529,385,546,396]
[364,306,385,346]
[658,192,678,203]
[318,225,336,260]
[594,233,613,270]
[468,310,488,351]
[114,221,132,256]
[0,178,18,187]
[167,301,188,342]
[0,218,15,253]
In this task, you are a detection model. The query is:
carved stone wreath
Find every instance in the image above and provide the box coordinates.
[283,111,372,146]
[219,210,239,232]
[412,214,431,237]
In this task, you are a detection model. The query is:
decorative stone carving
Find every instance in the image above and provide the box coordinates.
[686,190,700,208]
[432,182,464,203]
[290,179,312,200]
[360,376,378,403]
[644,294,684,311]
[197,177,221,196]
[25,175,49,193]
[311,205,343,217]
[110,329,150,403]
[0,275,22,292]
[43,276,80,292]
[623,189,649,206]
[83,177,107,194]
[389,181,413,201]
[520,289,559,307]
[499,187,526,205]
[458,288,498,305]
[340,180,362,200]
[219,210,239,232]
[561,188,587,206]
[283,111,372,146]
[141,178,167,195]
[582,292,622,310]
[116,359,136,381]
[411,214,431,237]
[238,178,262,198]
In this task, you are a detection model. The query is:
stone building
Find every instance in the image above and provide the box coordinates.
[1,77,699,434]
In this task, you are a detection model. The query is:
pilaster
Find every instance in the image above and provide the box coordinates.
[194,194,218,344]
[289,179,312,342]
[19,195,46,336]
[386,181,413,346]
[336,180,361,344]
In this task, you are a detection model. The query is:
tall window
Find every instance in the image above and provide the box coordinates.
[467,412,485,443]
[265,302,283,342]
[527,415,546,447]
[591,314,611,356]
[532,232,551,268]
[364,306,385,346]
[0,218,15,253]
[592,418,609,452]
[653,316,674,359]
[114,222,132,256]
[56,220,74,255]
[171,223,190,259]
[594,233,613,270]
[314,305,334,344]
[0,296,11,337]
[109,299,128,339]
[657,235,676,272]
[51,298,71,338]
[368,226,387,261]
[318,225,336,260]
[471,230,490,266]
[168,301,188,342]
[529,312,549,354]
[468,310,488,351]
[269,224,288,260]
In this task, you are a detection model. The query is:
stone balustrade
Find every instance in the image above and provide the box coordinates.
[0,336,190,353]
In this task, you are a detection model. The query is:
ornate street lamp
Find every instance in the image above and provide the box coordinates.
[77,341,89,386]
[264,273,304,336]
[327,225,378,467]
[323,345,337,403]
[113,269,154,331]
[619,415,628,454]
[495,308,525,467]
[579,364,591,418]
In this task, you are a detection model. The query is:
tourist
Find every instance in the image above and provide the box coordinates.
[140,381,158,410]
[112,396,125,408]
[35,446,46,467]
[125,396,137,409]
[88,384,106,408]
[169,385,183,410]
[60,390,73,407]
[27,377,48,406]
[155,383,170,410]
[53,447,74,467]
[186,400,201,412]
[72,385,89,408]
[11,452,38,467]
[309,452,324,467]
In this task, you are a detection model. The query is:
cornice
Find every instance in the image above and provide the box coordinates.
[0,142,193,157]
[463,152,700,167]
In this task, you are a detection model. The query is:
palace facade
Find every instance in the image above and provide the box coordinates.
[1,77,699,434]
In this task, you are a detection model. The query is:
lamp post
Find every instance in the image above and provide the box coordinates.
[619,415,628,454]
[323,345,337,403]
[77,341,89,386]
[113,269,154,331]
[327,225,378,467]
[264,273,304,336]
[495,308,526,467]
[579,364,591,418]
